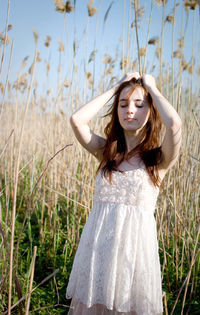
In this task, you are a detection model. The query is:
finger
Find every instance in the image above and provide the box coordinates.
[132,72,140,79]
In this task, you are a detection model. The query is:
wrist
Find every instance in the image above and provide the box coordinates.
[146,84,159,96]
[110,82,120,94]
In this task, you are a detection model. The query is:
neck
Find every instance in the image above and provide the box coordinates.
[123,129,143,152]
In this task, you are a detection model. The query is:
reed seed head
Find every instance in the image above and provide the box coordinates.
[21,56,29,68]
[54,0,74,13]
[173,50,183,59]
[33,28,38,44]
[132,2,145,22]
[102,54,113,64]
[0,32,10,45]
[0,82,4,94]
[150,65,156,72]
[120,57,127,70]
[58,40,64,52]
[46,63,50,75]
[139,47,146,57]
[133,4,145,19]
[184,0,199,11]
[64,79,69,87]
[86,72,92,79]
[165,15,175,24]
[148,36,159,45]
[73,41,76,56]
[187,65,193,74]
[154,0,169,5]
[181,60,189,70]
[104,65,113,75]
[36,52,42,62]
[155,46,161,58]
[87,0,98,17]
[21,61,27,68]
[88,50,97,63]
[131,60,138,70]
[44,35,51,47]
[88,79,93,89]
[13,73,28,92]
[177,37,184,48]
[7,24,13,31]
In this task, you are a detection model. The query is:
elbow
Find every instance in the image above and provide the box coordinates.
[70,113,79,128]
[175,116,182,130]
[168,116,182,131]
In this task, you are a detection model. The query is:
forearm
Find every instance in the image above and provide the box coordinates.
[70,85,118,127]
[145,84,182,130]
[142,74,181,129]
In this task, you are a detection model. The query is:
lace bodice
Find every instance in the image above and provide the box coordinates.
[93,167,159,212]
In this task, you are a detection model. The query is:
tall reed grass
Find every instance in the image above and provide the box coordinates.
[0,0,199,314]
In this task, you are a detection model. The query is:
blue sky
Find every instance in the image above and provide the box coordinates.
[0,0,199,100]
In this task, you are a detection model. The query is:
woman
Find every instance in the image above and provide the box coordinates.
[66,72,182,315]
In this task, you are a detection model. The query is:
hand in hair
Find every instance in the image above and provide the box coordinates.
[118,72,140,84]
[142,74,157,90]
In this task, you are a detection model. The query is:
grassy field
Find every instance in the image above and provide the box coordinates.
[0,0,200,314]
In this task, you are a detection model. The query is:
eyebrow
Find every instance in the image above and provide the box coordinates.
[119,98,128,102]
[119,98,143,102]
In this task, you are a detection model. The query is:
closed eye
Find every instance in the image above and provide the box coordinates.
[120,102,128,108]
[135,100,144,108]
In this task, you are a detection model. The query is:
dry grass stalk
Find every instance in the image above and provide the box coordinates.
[7,48,38,315]
[133,0,142,73]
[0,129,14,160]
[25,246,37,315]
[0,0,10,80]
[2,269,60,315]
[0,39,13,119]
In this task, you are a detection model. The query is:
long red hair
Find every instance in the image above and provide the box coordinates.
[97,78,163,187]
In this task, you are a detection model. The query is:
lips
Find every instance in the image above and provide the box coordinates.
[126,117,135,121]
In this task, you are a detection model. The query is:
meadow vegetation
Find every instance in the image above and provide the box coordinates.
[0,0,200,314]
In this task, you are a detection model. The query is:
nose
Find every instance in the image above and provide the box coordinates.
[127,101,136,114]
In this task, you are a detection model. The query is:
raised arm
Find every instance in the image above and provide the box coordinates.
[142,74,182,174]
[70,72,140,159]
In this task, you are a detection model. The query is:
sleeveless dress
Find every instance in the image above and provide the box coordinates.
[66,165,163,315]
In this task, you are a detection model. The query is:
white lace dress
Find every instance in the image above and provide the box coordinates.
[66,166,163,315]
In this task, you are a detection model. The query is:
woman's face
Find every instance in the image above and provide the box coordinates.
[117,86,150,133]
